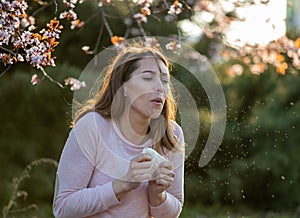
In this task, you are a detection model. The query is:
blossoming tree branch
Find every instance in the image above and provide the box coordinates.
[0,0,299,90]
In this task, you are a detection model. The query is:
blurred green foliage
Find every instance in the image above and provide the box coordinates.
[0,64,81,215]
[183,66,300,213]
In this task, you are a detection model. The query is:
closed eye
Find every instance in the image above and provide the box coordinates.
[143,77,153,80]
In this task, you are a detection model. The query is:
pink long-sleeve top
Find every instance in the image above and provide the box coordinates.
[53,112,185,218]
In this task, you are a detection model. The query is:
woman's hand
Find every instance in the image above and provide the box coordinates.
[113,153,152,200]
[147,160,175,206]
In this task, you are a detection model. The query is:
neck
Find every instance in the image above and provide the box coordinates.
[116,108,150,145]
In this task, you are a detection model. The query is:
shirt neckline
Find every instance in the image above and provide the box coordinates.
[111,119,153,148]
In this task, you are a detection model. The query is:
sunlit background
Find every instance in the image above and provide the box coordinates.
[179,0,289,46]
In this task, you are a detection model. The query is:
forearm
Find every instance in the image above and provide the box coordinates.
[148,190,166,206]
[54,181,120,218]
[112,179,139,200]
[53,127,121,218]
[149,192,182,218]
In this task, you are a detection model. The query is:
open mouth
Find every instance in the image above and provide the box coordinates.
[151,97,163,104]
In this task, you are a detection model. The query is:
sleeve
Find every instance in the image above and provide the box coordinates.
[149,121,185,218]
[53,113,121,218]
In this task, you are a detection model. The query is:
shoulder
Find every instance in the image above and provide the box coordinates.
[166,120,185,167]
[71,112,108,166]
[74,112,108,130]
[169,120,185,155]
[170,120,184,142]
[73,112,110,140]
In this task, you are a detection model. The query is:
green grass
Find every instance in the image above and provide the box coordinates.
[179,204,300,218]
[3,202,300,218]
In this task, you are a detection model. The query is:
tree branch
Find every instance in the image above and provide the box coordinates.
[93,20,104,54]
[125,0,147,39]
[0,46,17,56]
[0,65,12,78]
[40,67,64,88]
[99,7,113,38]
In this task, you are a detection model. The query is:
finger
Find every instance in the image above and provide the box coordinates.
[130,173,151,182]
[155,178,172,187]
[158,160,173,170]
[131,161,152,170]
[132,153,152,162]
[132,167,152,176]
[152,173,174,182]
[152,168,175,177]
[167,171,175,178]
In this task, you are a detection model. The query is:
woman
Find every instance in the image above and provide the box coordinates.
[53,43,185,218]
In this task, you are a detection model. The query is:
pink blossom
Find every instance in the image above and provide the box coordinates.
[168,0,183,15]
[165,40,181,51]
[71,19,84,30]
[31,74,39,85]
[144,37,159,48]
[82,46,94,54]
[59,10,78,20]
[64,77,87,91]
[133,0,153,8]
[133,13,147,23]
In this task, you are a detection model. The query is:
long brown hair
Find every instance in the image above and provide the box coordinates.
[73,43,179,151]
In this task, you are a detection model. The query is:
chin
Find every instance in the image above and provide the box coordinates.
[150,113,163,120]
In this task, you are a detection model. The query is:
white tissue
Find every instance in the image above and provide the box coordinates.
[142,147,166,175]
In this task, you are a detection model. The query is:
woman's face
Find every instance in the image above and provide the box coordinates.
[123,57,170,120]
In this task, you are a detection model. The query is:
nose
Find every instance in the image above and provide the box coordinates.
[155,77,164,93]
